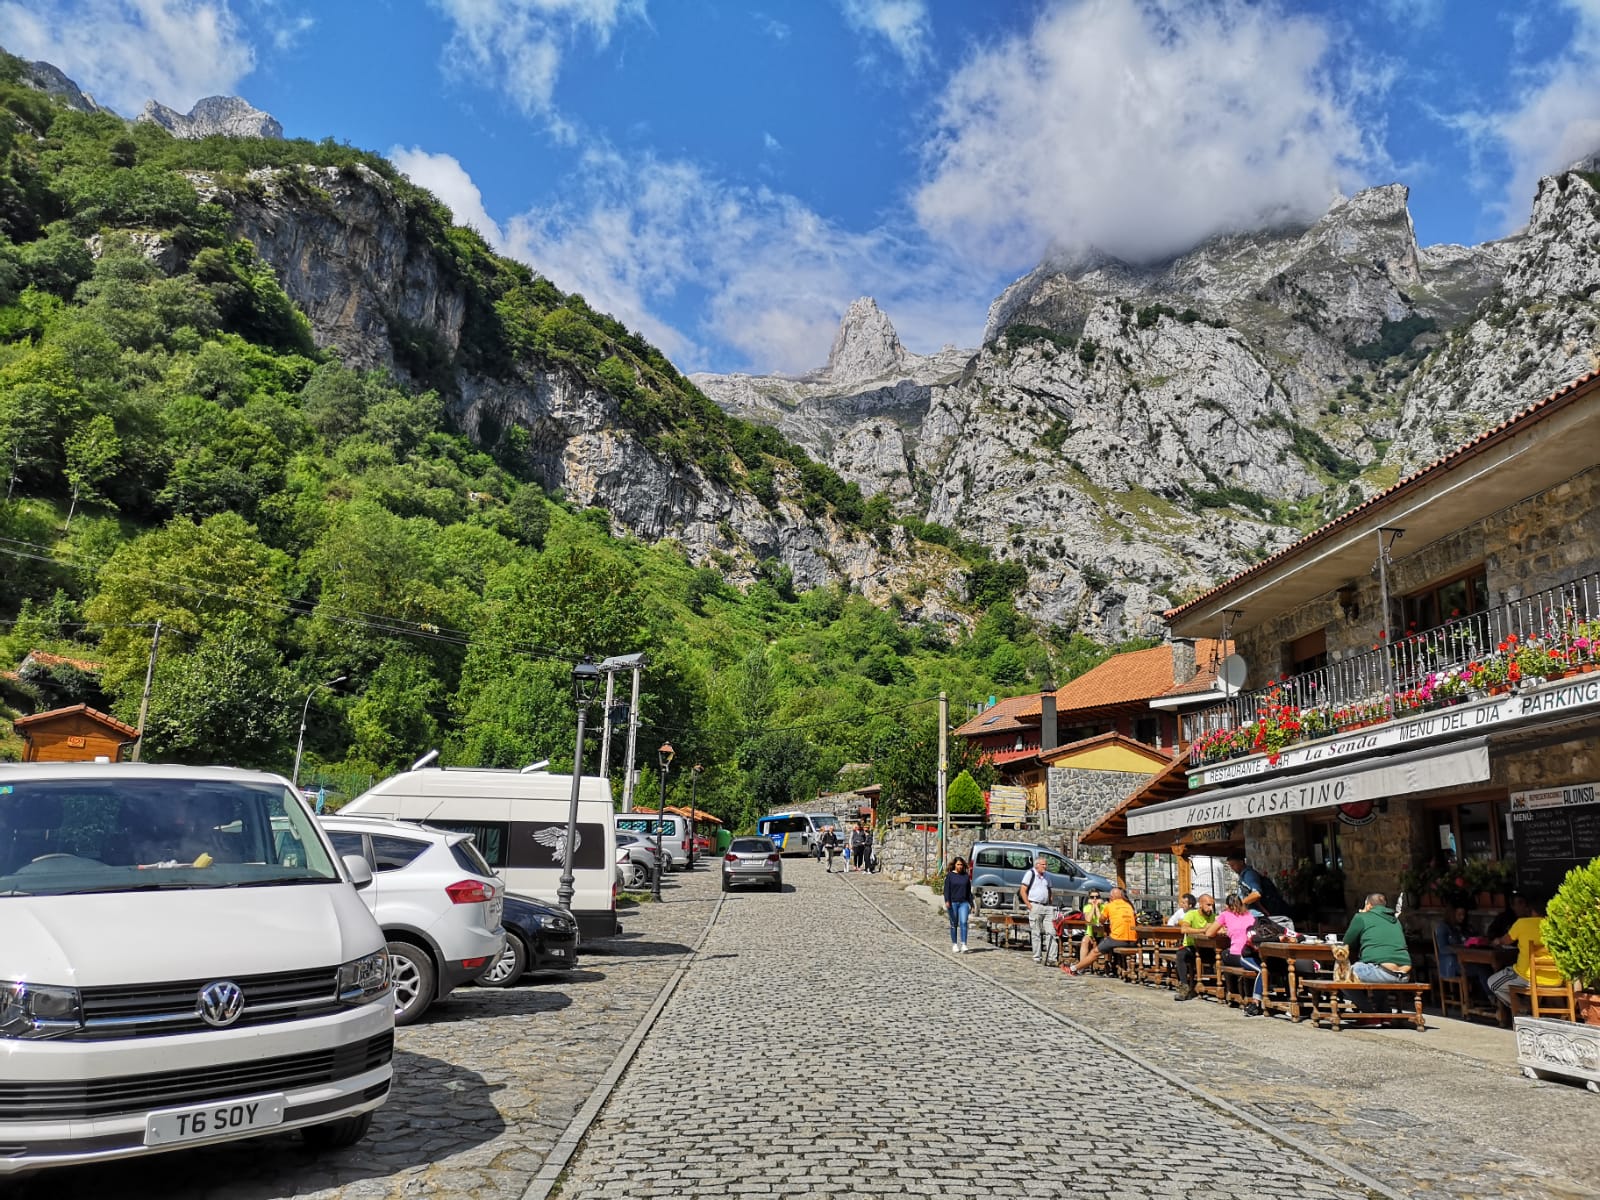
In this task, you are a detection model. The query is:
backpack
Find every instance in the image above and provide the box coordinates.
[1246,914,1292,952]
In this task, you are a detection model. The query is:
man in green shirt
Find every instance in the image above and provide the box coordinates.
[1173,893,1216,1001]
[1343,892,1412,983]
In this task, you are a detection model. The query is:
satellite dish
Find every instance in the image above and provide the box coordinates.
[1220,654,1249,691]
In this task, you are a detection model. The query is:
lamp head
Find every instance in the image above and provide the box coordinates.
[1336,584,1360,624]
[571,656,602,705]
[692,762,703,777]
[327,674,348,688]
[658,741,675,770]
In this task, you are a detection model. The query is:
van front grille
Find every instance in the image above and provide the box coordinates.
[70,967,342,1039]
[0,1031,394,1120]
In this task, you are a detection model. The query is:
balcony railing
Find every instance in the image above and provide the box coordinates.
[1182,570,1600,765]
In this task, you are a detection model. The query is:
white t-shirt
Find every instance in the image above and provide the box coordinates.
[1167,907,1189,926]
[1021,869,1052,904]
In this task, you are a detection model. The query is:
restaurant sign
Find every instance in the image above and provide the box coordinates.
[1132,741,1491,838]
[1188,674,1600,789]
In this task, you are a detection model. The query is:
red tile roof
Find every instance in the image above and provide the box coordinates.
[21,649,105,673]
[13,703,139,737]
[1165,370,1600,623]
[1019,638,1230,716]
[1038,731,1170,766]
[951,692,1041,738]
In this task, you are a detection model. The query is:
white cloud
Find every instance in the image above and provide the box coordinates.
[494,148,992,372]
[913,0,1374,267]
[0,0,256,115]
[1480,0,1600,227]
[388,146,505,247]
[839,0,931,68]
[762,131,782,153]
[428,0,646,120]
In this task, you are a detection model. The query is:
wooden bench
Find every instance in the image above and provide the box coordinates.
[984,912,1030,950]
[1221,965,1259,1009]
[1302,980,1428,1030]
[1112,945,1144,982]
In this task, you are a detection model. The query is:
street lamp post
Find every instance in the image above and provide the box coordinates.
[292,674,347,788]
[653,742,673,901]
[688,763,702,869]
[558,657,602,913]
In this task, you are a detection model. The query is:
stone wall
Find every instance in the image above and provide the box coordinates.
[1046,766,1153,832]
[875,823,980,882]
[1231,464,1600,680]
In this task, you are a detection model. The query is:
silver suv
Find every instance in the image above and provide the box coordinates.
[321,815,504,1025]
[969,840,1115,913]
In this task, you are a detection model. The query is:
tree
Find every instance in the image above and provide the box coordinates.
[737,729,814,823]
[346,652,442,772]
[63,412,120,527]
[947,769,984,815]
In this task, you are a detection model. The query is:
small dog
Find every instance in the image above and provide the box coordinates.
[1331,943,1355,982]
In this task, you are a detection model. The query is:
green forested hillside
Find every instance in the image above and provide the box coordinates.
[0,56,1145,825]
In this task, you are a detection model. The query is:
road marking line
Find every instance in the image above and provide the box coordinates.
[520,890,727,1200]
[843,871,1409,1200]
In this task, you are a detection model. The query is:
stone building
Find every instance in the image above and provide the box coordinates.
[1140,370,1600,924]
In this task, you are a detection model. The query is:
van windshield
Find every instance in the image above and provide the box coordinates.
[0,777,340,896]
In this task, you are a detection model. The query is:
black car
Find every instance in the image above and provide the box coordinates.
[475,892,580,987]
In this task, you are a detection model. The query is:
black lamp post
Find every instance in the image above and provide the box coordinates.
[653,741,674,900]
[558,657,602,912]
[688,762,702,869]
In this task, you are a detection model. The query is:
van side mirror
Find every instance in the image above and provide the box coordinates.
[343,854,374,890]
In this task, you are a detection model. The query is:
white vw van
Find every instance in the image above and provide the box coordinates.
[0,762,393,1175]
[340,767,619,939]
[613,811,691,869]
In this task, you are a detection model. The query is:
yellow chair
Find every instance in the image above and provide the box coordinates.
[1527,948,1578,1022]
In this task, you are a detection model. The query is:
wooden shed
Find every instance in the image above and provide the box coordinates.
[14,703,139,763]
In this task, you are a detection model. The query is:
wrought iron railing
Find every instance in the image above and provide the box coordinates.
[1182,570,1600,764]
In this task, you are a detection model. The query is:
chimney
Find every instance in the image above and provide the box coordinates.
[1171,638,1197,686]
[1039,685,1057,753]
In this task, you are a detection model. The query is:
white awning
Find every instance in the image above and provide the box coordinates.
[1126,738,1491,837]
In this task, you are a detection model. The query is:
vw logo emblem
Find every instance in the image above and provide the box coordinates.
[196,980,245,1028]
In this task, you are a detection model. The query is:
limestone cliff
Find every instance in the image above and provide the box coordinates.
[139,96,283,140]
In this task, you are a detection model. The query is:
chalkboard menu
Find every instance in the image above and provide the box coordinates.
[1511,783,1600,900]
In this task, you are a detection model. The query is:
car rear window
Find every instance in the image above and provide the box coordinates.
[370,834,429,872]
[449,838,494,877]
[731,838,773,853]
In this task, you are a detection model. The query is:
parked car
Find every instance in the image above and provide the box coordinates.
[722,836,783,892]
[475,893,579,986]
[615,829,662,885]
[614,812,692,869]
[969,840,1114,913]
[0,762,393,1174]
[320,815,505,1025]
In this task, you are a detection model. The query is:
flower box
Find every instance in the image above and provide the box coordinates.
[1515,1016,1600,1092]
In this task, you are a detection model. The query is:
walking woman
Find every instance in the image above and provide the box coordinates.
[944,856,974,953]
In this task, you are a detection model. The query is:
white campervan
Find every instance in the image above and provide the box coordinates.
[0,762,394,1175]
[340,767,619,939]
[613,811,691,869]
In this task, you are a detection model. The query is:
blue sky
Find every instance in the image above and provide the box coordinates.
[5,1,1600,374]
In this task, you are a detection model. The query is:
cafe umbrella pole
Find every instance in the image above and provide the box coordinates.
[653,742,674,901]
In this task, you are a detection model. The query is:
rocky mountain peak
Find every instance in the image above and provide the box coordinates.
[139,96,282,140]
[823,297,906,385]
[9,53,103,114]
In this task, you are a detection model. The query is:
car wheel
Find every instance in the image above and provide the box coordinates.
[300,1110,374,1150]
[721,874,732,892]
[476,933,528,988]
[387,939,435,1025]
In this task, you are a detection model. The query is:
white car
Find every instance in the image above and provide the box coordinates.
[615,830,661,886]
[0,762,393,1175]
[320,815,504,1025]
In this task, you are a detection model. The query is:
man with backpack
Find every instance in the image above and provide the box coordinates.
[1228,852,1287,918]
[1018,855,1058,963]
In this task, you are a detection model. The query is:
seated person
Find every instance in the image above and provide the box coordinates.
[1173,893,1216,1001]
[1487,895,1562,1008]
[1066,886,1137,975]
[1205,892,1264,1014]
[1167,893,1196,926]
[1434,905,1492,1002]
[1343,893,1412,1005]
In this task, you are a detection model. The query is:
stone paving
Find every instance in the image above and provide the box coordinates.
[553,859,1369,1200]
[860,869,1600,1200]
[17,873,720,1200]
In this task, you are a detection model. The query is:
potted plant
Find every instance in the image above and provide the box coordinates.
[1544,857,1600,1025]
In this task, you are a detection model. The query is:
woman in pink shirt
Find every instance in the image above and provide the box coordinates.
[1206,892,1264,1014]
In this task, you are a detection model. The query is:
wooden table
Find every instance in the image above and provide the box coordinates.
[1455,944,1517,1023]
[1258,941,1340,1021]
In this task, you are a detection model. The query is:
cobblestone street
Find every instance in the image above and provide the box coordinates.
[18,858,1600,1200]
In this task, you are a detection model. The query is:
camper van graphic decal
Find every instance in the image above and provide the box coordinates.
[532,825,581,862]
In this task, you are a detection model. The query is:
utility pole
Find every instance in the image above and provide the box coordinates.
[937,690,949,869]
[621,660,643,812]
[599,669,616,780]
[130,620,161,762]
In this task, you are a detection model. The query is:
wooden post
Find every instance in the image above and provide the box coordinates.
[1113,852,1130,891]
[1175,850,1193,900]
